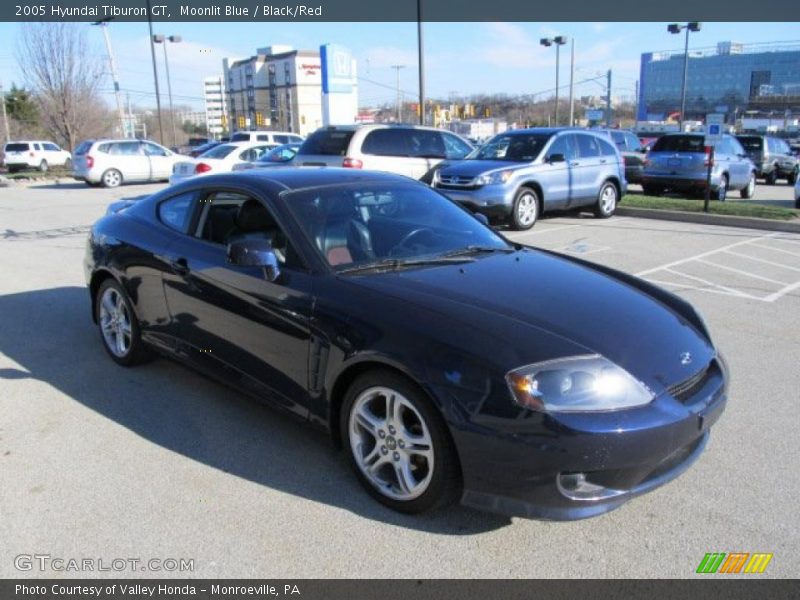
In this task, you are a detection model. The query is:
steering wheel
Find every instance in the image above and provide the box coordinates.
[389,227,435,256]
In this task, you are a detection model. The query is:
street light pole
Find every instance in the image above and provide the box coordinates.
[540,36,568,126]
[568,38,575,126]
[145,0,164,144]
[417,0,425,126]
[0,82,10,146]
[391,65,406,122]
[154,34,182,148]
[93,20,127,138]
[668,22,702,131]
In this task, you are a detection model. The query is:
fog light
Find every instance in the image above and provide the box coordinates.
[557,472,626,502]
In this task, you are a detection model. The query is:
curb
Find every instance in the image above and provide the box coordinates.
[616,206,800,234]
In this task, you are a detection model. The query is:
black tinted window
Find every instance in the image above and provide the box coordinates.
[200,144,237,159]
[231,133,250,142]
[299,129,355,156]
[408,130,446,158]
[737,136,762,151]
[651,135,706,153]
[442,133,473,159]
[158,193,196,233]
[256,135,270,142]
[361,129,412,157]
[273,135,290,144]
[4,143,30,152]
[473,134,550,161]
[75,141,93,155]
[575,134,601,158]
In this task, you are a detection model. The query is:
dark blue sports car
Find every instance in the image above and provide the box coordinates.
[85,168,727,519]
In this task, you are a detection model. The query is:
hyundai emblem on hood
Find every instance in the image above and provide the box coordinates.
[680,352,693,365]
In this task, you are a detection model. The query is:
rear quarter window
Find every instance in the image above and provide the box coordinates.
[157,193,197,233]
[299,130,355,156]
[230,133,250,142]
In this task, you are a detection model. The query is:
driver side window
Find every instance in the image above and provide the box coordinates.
[195,191,298,267]
[546,135,575,161]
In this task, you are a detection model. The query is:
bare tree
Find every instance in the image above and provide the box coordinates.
[16,23,112,151]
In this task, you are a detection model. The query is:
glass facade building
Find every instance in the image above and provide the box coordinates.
[638,41,800,121]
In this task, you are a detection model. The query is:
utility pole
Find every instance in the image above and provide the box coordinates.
[417,0,425,126]
[94,21,127,138]
[145,0,164,144]
[634,80,639,125]
[568,38,575,126]
[391,65,406,123]
[0,81,10,145]
[606,69,612,127]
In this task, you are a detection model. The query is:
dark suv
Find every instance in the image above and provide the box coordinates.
[594,129,646,184]
[735,135,798,185]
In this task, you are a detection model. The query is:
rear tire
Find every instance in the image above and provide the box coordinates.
[788,167,798,186]
[341,369,461,514]
[510,187,540,231]
[95,279,152,366]
[716,175,728,202]
[64,158,72,170]
[740,172,756,199]
[101,169,122,188]
[593,181,617,218]
[765,169,777,185]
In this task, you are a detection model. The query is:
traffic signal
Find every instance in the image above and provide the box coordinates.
[220,115,227,127]
[237,115,245,129]
[255,112,263,126]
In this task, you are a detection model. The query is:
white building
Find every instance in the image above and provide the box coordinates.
[223,45,328,136]
[203,75,228,139]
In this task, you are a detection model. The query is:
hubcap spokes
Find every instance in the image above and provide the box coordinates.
[350,386,434,501]
[518,195,537,225]
[601,186,616,212]
[99,288,131,357]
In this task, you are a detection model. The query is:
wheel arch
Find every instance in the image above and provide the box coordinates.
[516,180,545,215]
[88,268,118,323]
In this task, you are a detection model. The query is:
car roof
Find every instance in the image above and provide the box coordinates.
[171,167,413,194]
[497,127,581,136]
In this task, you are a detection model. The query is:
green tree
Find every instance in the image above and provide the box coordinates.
[5,85,39,125]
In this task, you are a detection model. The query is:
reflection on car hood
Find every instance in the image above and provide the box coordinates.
[438,159,527,179]
[348,249,714,393]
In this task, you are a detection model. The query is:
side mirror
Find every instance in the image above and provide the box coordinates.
[473,212,490,226]
[547,153,566,163]
[227,239,281,282]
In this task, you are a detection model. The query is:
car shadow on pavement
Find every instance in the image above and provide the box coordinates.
[0,286,511,534]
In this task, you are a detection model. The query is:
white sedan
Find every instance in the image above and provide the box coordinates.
[169,141,276,185]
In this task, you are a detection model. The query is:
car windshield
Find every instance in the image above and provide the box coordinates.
[470,134,550,162]
[282,182,512,272]
[737,137,763,151]
[200,144,237,159]
[651,135,706,153]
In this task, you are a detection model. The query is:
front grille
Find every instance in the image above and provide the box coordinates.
[667,360,719,404]
[435,183,480,191]
[437,174,474,186]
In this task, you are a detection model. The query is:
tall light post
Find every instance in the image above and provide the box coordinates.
[417,0,425,126]
[0,81,10,146]
[540,35,568,126]
[391,65,406,123]
[668,22,701,131]
[92,19,127,137]
[144,0,164,144]
[153,34,182,148]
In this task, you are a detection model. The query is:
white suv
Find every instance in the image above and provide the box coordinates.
[229,131,304,145]
[2,141,72,173]
[72,139,183,188]
[294,124,474,180]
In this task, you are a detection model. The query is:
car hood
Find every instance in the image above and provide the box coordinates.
[346,249,714,394]
[438,159,528,179]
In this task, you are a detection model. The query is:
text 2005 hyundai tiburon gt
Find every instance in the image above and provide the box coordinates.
[85,168,727,520]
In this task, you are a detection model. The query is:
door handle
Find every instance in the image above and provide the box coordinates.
[169,257,190,276]
[599,158,608,164]
[569,161,580,166]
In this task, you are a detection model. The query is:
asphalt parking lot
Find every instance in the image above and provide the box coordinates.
[1,180,798,578]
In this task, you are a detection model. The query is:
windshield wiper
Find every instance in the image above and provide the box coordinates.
[338,256,475,275]
[441,245,516,258]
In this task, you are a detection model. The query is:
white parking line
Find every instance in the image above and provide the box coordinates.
[749,242,800,258]
[722,250,800,273]
[635,233,779,277]
[695,259,790,286]
[764,280,800,303]
[662,268,758,299]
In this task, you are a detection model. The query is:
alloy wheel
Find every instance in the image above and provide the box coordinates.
[99,287,132,358]
[103,170,121,187]
[600,184,617,214]
[516,193,538,227]
[348,386,434,502]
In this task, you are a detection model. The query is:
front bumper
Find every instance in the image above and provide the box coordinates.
[450,358,727,520]
[434,184,515,219]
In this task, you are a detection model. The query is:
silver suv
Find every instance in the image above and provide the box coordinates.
[294,124,474,181]
[432,128,626,230]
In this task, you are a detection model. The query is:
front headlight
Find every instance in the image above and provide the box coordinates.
[476,169,514,186]
[505,355,654,413]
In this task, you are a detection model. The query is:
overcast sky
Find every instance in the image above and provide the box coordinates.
[1,21,798,110]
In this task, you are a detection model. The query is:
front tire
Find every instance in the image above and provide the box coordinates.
[510,187,540,231]
[95,279,152,366]
[740,172,756,199]
[341,370,461,514]
[101,168,122,188]
[716,175,728,202]
[39,160,48,173]
[765,169,777,185]
[594,181,618,218]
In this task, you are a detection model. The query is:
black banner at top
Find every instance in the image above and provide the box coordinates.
[3,0,800,22]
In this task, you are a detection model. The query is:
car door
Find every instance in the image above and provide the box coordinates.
[727,136,751,187]
[539,133,575,209]
[407,129,447,179]
[142,141,174,180]
[359,128,418,178]
[109,141,148,181]
[161,187,314,417]
[571,133,605,205]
